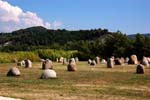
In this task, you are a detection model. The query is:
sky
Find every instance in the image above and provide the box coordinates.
[0,0,150,34]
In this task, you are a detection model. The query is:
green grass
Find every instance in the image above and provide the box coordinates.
[0,62,150,100]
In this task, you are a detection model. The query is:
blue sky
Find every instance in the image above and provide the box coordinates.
[2,0,150,34]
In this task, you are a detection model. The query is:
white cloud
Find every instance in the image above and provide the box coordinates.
[52,21,63,29]
[0,0,62,32]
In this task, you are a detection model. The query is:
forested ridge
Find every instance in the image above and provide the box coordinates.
[0,26,150,60]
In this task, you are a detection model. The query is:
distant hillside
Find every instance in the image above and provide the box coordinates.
[128,33,150,39]
[0,26,150,60]
[0,26,112,51]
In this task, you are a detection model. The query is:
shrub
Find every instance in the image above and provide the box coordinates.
[0,52,40,63]
[36,49,77,61]
[0,49,77,63]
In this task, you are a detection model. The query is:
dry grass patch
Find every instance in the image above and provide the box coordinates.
[0,62,150,100]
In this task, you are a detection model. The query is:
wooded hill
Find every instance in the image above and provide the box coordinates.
[0,26,111,50]
[0,26,150,60]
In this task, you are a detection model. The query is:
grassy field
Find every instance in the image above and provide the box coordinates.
[0,62,150,100]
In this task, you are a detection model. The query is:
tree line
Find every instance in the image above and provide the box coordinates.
[0,26,149,60]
